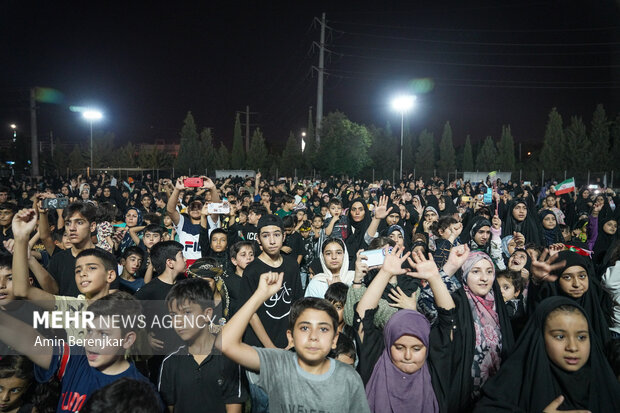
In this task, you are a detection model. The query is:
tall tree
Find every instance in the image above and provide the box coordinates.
[564,116,589,171]
[369,125,397,178]
[414,129,435,174]
[497,125,516,171]
[231,113,245,168]
[138,146,173,169]
[246,128,269,172]
[281,132,302,176]
[114,143,137,167]
[611,113,620,173]
[214,143,230,169]
[91,131,116,168]
[462,135,474,171]
[476,136,498,171]
[402,129,415,174]
[314,111,372,176]
[437,121,456,172]
[589,104,610,170]
[540,108,564,171]
[200,128,216,171]
[304,107,316,169]
[68,145,86,170]
[174,111,201,175]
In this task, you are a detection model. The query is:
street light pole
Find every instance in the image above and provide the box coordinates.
[89,120,93,171]
[399,111,404,180]
[82,110,103,173]
[391,95,416,181]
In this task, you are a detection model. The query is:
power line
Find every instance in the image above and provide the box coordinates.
[331,28,620,47]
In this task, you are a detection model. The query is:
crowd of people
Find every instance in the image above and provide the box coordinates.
[0,170,619,413]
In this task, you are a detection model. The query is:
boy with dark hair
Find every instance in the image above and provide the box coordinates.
[274,195,294,218]
[128,223,164,283]
[0,202,18,243]
[134,241,186,383]
[47,201,119,297]
[237,214,304,412]
[119,246,146,294]
[0,291,153,413]
[222,273,370,413]
[324,198,348,239]
[281,215,303,265]
[159,278,247,413]
[81,378,162,413]
[227,241,255,316]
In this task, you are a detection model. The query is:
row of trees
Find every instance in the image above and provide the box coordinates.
[37,104,620,179]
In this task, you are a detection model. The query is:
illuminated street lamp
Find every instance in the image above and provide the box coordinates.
[301,131,306,153]
[391,95,416,180]
[82,110,103,171]
[9,124,16,142]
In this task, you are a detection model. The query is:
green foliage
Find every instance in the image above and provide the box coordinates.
[91,131,116,168]
[68,145,86,170]
[437,121,456,172]
[497,125,516,171]
[476,136,498,171]
[564,116,589,171]
[246,128,269,172]
[174,112,202,175]
[138,146,173,169]
[540,108,564,171]
[462,135,474,171]
[214,143,230,169]
[281,132,302,176]
[314,111,372,176]
[589,104,610,170]
[200,128,216,170]
[369,125,397,178]
[402,129,414,174]
[231,113,245,169]
[414,129,435,174]
[304,109,316,169]
[114,143,137,167]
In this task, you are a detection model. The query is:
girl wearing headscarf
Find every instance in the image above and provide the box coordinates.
[416,206,439,251]
[527,250,612,349]
[591,214,618,268]
[501,199,544,246]
[474,297,620,412]
[345,198,372,264]
[460,216,492,255]
[539,209,565,247]
[305,237,355,298]
[118,206,142,253]
[445,251,515,412]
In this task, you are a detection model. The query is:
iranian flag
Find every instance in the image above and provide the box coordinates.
[555,178,575,195]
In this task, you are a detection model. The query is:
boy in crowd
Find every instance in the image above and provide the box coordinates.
[222,273,370,413]
[119,246,145,294]
[0,202,17,244]
[238,214,304,412]
[129,223,164,283]
[135,241,186,383]
[46,202,119,297]
[496,269,525,318]
[274,195,294,218]
[226,241,255,316]
[0,291,153,413]
[159,278,247,413]
[281,215,303,266]
[298,220,316,290]
[324,198,347,239]
[167,176,219,266]
[228,204,267,252]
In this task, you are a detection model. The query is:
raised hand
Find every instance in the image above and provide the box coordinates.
[175,177,186,191]
[373,195,392,220]
[491,214,501,230]
[387,286,417,310]
[406,251,441,281]
[12,209,37,240]
[531,249,566,284]
[548,243,565,256]
[381,245,411,276]
[354,250,369,282]
[443,244,470,276]
[202,177,216,190]
[256,271,284,300]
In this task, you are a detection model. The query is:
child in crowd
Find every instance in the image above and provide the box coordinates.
[80,378,161,413]
[0,355,36,413]
[496,269,525,317]
[324,198,348,239]
[159,278,247,413]
[226,241,255,316]
[432,216,462,268]
[222,272,370,413]
[298,220,316,289]
[119,246,146,294]
[281,215,303,266]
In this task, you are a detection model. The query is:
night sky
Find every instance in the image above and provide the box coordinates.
[1,1,618,153]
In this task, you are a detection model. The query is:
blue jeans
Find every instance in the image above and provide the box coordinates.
[249,381,269,413]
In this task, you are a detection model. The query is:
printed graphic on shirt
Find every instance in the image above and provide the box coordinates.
[264,281,293,320]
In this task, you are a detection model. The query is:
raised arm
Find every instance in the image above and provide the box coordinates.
[365,195,391,239]
[254,172,261,195]
[167,178,185,226]
[28,256,59,295]
[129,225,146,245]
[0,310,53,369]
[221,272,284,372]
[407,251,455,311]
[11,209,56,307]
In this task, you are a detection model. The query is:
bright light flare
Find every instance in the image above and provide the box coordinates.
[391,95,416,113]
[82,110,103,120]
[9,124,16,129]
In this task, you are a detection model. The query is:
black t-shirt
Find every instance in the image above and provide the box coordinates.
[283,231,304,261]
[228,223,260,254]
[47,247,120,297]
[239,255,303,348]
[223,273,243,316]
[158,345,247,413]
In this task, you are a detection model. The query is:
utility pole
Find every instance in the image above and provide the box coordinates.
[30,88,39,176]
[315,12,326,145]
[237,106,258,151]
